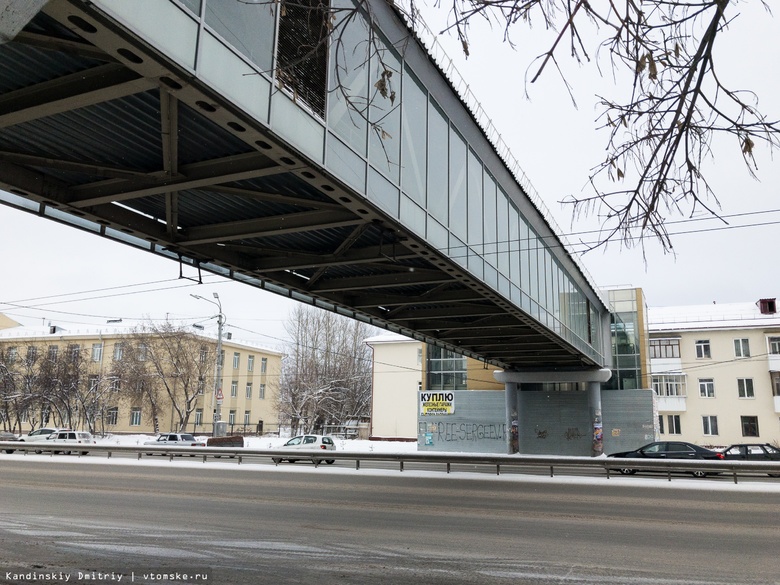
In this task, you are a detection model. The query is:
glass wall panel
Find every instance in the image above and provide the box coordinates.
[482,174,497,268]
[497,190,509,277]
[449,127,467,241]
[328,0,369,154]
[369,40,401,181]
[368,167,399,216]
[400,195,426,237]
[466,149,483,252]
[519,217,530,292]
[204,0,275,72]
[400,67,427,206]
[528,228,539,303]
[427,100,449,223]
[450,235,468,268]
[508,205,519,283]
[427,217,448,252]
[180,0,201,15]
[326,134,365,191]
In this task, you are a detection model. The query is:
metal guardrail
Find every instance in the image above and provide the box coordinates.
[1,441,778,484]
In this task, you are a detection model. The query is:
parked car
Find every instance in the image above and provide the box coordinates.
[608,441,725,477]
[19,427,65,442]
[722,443,780,477]
[144,433,206,456]
[272,434,336,464]
[0,431,20,454]
[35,430,96,455]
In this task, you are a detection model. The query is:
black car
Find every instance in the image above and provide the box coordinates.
[722,443,780,477]
[608,441,724,477]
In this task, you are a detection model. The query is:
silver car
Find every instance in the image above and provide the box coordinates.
[272,434,336,465]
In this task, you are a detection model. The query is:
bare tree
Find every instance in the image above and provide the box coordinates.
[278,305,375,436]
[259,0,779,250]
[120,323,213,433]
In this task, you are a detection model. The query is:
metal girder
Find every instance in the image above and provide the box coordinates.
[309,269,455,293]
[0,63,155,127]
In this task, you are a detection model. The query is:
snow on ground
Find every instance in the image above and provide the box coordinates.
[96,433,417,453]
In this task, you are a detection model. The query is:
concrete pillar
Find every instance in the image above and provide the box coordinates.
[495,368,612,456]
[504,382,518,454]
[588,381,603,456]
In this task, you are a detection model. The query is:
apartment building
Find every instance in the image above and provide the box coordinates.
[0,316,281,436]
[649,298,780,447]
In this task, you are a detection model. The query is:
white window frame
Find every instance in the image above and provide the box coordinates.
[259,383,266,399]
[130,408,142,426]
[734,338,750,358]
[695,340,711,359]
[228,410,236,425]
[247,355,255,372]
[230,381,238,397]
[698,378,715,398]
[243,410,251,425]
[737,378,755,399]
[769,337,780,355]
[91,343,103,362]
[702,415,718,436]
[233,352,240,369]
[245,382,252,399]
[260,357,268,374]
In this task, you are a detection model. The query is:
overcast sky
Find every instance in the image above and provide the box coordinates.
[1,1,778,344]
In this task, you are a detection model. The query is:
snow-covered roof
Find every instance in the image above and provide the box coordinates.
[0,319,282,355]
[648,300,780,332]
[364,332,419,345]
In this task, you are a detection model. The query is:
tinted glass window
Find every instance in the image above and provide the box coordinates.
[303,436,317,444]
[181,435,196,442]
[322,437,333,445]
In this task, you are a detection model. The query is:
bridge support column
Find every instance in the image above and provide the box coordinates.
[495,368,612,456]
[505,382,519,454]
[588,381,603,457]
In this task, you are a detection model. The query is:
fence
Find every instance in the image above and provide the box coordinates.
[2,441,778,484]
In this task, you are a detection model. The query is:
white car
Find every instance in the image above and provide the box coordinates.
[19,427,65,442]
[272,434,336,464]
[144,433,206,455]
[35,430,96,455]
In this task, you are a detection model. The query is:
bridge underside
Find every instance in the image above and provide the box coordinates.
[0,1,599,370]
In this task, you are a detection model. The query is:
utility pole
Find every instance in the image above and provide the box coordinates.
[191,292,225,437]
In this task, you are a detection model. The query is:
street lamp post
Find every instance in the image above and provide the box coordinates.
[191,292,225,437]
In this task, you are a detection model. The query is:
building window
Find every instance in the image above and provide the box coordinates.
[91,343,103,362]
[195,409,203,426]
[695,340,711,359]
[245,383,252,399]
[26,346,37,364]
[200,346,209,364]
[197,377,205,395]
[247,355,255,372]
[244,410,251,425]
[233,352,240,369]
[109,377,120,392]
[276,0,329,118]
[658,415,665,434]
[772,372,780,397]
[138,342,148,361]
[652,375,686,396]
[88,375,99,392]
[769,337,780,355]
[668,415,681,435]
[759,298,777,314]
[106,407,118,426]
[702,416,719,436]
[130,408,142,426]
[259,383,266,399]
[741,416,759,437]
[260,357,267,374]
[649,338,681,359]
[417,348,423,365]
[230,381,238,398]
[228,410,236,425]
[734,338,750,358]
[113,342,124,361]
[737,378,755,399]
[427,345,467,391]
[48,345,59,362]
[68,344,80,362]
[698,378,715,398]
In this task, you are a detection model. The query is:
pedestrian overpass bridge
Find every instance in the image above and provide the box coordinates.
[0,0,611,374]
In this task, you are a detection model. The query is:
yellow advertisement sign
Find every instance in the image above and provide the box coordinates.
[420,392,455,415]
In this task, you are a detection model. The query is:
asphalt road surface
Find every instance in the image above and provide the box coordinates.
[0,458,777,585]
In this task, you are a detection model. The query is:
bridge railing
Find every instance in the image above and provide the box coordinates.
[2,442,778,484]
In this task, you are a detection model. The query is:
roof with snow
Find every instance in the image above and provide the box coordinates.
[648,299,780,332]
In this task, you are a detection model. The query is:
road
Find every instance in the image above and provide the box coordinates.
[0,458,778,585]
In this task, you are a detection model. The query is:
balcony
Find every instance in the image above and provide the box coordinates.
[656,395,687,412]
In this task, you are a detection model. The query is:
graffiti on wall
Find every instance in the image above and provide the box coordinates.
[418,421,506,442]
